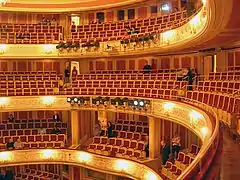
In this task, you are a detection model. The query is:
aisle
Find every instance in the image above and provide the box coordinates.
[220,131,240,180]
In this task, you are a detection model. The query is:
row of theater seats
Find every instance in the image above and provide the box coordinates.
[0,128,67,137]
[0,121,67,129]
[73,11,187,32]
[72,80,186,89]
[70,11,187,42]
[0,81,58,89]
[115,119,148,126]
[15,168,60,180]
[112,131,147,141]
[89,69,180,74]
[0,134,66,149]
[76,73,178,80]
[161,145,200,179]
[1,118,64,124]
[87,137,146,159]
[186,91,239,114]
[197,81,240,94]
[0,71,58,75]
[0,24,63,33]
[112,123,149,134]
[0,87,178,97]
[0,74,61,81]
[0,32,61,44]
[208,72,240,80]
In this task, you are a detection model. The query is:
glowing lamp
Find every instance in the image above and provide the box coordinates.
[0,152,11,161]
[0,44,7,54]
[41,96,56,107]
[163,30,175,40]
[115,159,131,171]
[41,149,57,159]
[78,152,92,162]
[200,127,208,138]
[202,0,207,5]
[190,15,200,27]
[189,110,203,121]
[144,172,158,180]
[0,97,8,106]
[133,100,138,106]
[163,102,175,111]
[43,44,55,54]
[139,101,144,107]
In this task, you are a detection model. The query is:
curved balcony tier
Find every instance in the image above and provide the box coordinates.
[0,95,219,180]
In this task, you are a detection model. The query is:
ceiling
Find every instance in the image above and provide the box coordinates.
[1,0,146,12]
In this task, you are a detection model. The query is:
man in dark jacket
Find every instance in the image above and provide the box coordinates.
[161,140,170,165]
[53,111,61,121]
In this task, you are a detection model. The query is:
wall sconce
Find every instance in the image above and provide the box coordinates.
[78,152,92,163]
[189,110,203,129]
[200,127,209,138]
[144,171,158,180]
[162,30,175,44]
[43,44,55,54]
[0,44,7,55]
[41,96,56,107]
[0,152,12,162]
[0,97,8,108]
[41,149,57,160]
[114,159,132,172]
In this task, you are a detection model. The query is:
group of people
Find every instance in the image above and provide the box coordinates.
[6,138,23,150]
[94,121,113,138]
[39,17,58,26]
[161,132,181,165]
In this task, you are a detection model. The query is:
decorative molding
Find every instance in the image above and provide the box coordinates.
[0,96,211,141]
[0,149,161,180]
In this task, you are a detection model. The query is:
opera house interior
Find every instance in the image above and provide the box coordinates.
[0,0,239,179]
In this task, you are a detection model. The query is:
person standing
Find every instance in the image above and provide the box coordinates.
[184,67,194,90]
[145,136,149,158]
[53,111,61,121]
[71,66,78,81]
[172,132,181,159]
[64,66,70,83]
[107,121,113,138]
[161,140,170,165]
[8,114,14,123]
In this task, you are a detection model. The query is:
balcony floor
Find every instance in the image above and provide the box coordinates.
[220,130,240,180]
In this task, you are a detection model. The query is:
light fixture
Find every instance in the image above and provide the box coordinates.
[133,100,138,106]
[73,97,78,103]
[0,44,7,54]
[202,0,207,5]
[163,102,175,111]
[41,96,56,107]
[67,97,71,103]
[43,44,55,54]
[200,127,208,138]
[0,152,12,162]
[78,152,92,162]
[41,149,57,159]
[162,30,175,41]
[114,159,131,171]
[189,110,203,121]
[0,97,8,108]
[144,171,158,180]
[139,101,144,107]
